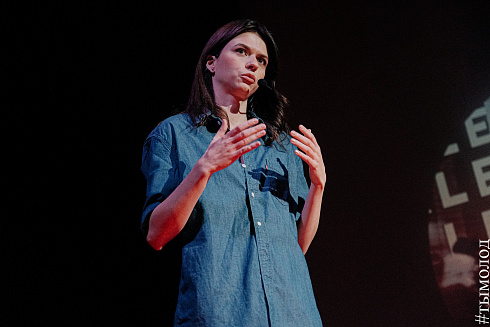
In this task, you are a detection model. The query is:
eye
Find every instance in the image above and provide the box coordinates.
[235,48,247,55]
[258,57,268,66]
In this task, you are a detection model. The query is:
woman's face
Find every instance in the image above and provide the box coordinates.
[207,32,269,102]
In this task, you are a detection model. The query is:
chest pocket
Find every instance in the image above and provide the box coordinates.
[260,158,291,206]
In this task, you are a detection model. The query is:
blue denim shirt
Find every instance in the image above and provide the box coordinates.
[141,113,323,327]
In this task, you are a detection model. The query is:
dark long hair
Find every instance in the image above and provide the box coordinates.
[185,19,289,145]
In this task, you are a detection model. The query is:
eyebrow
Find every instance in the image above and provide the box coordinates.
[234,43,269,60]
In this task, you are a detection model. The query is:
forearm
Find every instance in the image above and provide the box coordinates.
[297,183,324,254]
[146,119,266,251]
[146,159,212,250]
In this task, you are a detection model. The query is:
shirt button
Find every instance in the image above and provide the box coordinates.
[241,163,246,168]
[251,192,255,197]
[257,221,262,226]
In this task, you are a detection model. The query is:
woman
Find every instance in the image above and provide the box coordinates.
[141,19,325,326]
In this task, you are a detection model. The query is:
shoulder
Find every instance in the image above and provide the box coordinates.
[147,113,194,141]
[142,113,195,159]
[152,113,194,133]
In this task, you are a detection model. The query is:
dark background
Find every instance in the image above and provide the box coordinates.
[3,1,490,326]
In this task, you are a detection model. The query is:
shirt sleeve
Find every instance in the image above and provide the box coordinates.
[140,133,180,236]
[289,142,310,221]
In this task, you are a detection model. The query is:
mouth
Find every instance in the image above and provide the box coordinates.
[241,74,256,85]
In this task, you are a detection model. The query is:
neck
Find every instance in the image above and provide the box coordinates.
[215,94,249,130]
[220,102,248,130]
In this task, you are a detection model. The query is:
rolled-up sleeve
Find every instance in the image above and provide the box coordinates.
[140,133,179,236]
[289,141,310,221]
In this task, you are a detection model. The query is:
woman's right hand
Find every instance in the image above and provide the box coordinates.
[147,118,266,250]
[198,118,267,175]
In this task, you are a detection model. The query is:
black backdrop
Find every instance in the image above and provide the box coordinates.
[4,1,490,326]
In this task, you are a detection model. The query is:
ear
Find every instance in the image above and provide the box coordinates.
[206,55,217,73]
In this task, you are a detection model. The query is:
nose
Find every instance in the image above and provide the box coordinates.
[246,56,259,72]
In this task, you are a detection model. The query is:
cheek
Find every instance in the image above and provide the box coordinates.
[258,68,267,79]
[220,60,241,76]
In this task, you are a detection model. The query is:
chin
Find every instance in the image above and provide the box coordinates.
[234,86,255,101]
[247,85,259,96]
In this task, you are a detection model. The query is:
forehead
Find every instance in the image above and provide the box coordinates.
[225,32,268,56]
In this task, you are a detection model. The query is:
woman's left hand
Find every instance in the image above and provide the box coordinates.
[290,125,326,188]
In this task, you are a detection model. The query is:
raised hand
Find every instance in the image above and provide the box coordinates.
[200,118,267,174]
[290,125,326,188]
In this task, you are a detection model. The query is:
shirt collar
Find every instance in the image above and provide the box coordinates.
[203,112,270,142]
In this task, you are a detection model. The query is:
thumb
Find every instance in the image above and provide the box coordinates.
[216,118,228,137]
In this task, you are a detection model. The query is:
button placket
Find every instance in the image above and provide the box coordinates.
[242,154,272,289]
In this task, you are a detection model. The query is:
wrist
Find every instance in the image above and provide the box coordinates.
[310,181,325,193]
[195,156,215,179]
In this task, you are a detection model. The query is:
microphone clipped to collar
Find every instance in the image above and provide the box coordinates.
[258,79,272,91]
[205,114,227,133]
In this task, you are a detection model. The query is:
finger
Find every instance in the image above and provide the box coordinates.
[215,118,228,138]
[298,124,312,136]
[290,131,317,156]
[295,149,325,175]
[234,140,262,157]
[231,123,266,144]
[290,130,311,147]
[294,148,315,166]
[291,125,318,146]
[291,126,322,155]
[292,141,318,163]
[291,137,324,168]
[235,128,267,148]
[298,125,319,146]
[228,118,260,137]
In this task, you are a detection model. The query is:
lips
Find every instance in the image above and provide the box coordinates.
[241,74,256,84]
